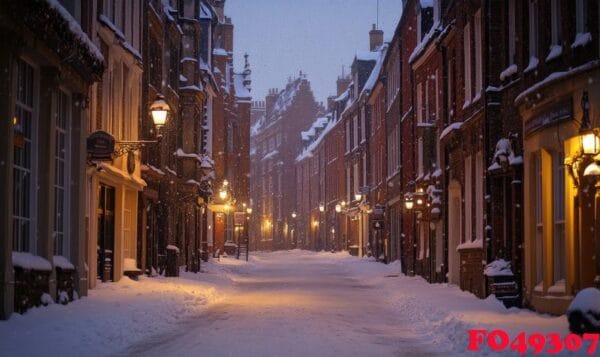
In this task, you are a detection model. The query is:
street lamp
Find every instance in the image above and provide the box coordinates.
[319,204,325,212]
[149,94,170,135]
[246,207,253,215]
[335,204,342,213]
[355,193,362,201]
[291,212,297,218]
[404,193,414,210]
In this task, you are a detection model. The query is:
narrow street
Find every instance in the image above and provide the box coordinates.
[122,252,440,357]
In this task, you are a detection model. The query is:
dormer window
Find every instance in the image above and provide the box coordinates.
[417,2,434,43]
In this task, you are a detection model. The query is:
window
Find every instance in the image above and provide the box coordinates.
[362,152,367,189]
[534,152,544,287]
[508,0,516,65]
[345,120,350,153]
[463,23,472,105]
[353,162,359,197]
[346,166,351,203]
[416,82,423,124]
[550,0,561,46]
[528,1,539,59]
[13,59,36,253]
[474,10,483,97]
[464,155,472,242]
[553,152,565,284]
[360,107,366,143]
[435,69,439,121]
[475,150,484,240]
[54,91,70,256]
[447,57,455,122]
[353,115,358,149]
[575,0,588,33]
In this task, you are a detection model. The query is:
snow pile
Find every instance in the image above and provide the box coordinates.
[567,288,600,334]
[484,259,514,277]
[0,260,234,356]
[12,252,52,271]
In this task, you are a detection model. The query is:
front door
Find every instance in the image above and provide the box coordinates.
[448,182,462,286]
[97,184,115,281]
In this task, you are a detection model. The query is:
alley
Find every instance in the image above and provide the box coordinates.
[122,251,440,357]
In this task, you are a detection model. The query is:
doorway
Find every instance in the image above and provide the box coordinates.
[97,184,115,281]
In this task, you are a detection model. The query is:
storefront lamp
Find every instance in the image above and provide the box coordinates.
[404,194,414,210]
[219,189,228,200]
[341,200,346,207]
[319,204,325,212]
[150,94,170,130]
[335,204,342,213]
[246,207,253,215]
[581,132,600,156]
[584,161,600,177]
[354,193,362,201]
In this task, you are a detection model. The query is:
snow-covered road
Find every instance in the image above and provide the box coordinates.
[123,252,438,356]
[1,250,572,356]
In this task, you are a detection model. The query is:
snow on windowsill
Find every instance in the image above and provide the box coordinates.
[456,239,483,251]
[53,255,75,270]
[571,32,592,49]
[547,279,566,294]
[166,245,180,253]
[499,64,518,81]
[524,56,539,73]
[12,252,52,271]
[439,122,463,141]
[545,45,562,62]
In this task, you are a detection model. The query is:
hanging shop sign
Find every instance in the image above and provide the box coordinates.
[87,131,115,161]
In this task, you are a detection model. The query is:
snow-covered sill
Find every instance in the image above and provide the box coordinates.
[545,45,562,62]
[571,32,592,49]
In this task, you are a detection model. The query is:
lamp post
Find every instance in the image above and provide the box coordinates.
[319,203,325,251]
[291,212,297,248]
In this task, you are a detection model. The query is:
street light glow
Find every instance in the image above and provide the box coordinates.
[354,193,362,201]
[319,204,325,212]
[335,204,341,213]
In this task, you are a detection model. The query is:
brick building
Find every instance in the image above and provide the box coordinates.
[251,75,321,250]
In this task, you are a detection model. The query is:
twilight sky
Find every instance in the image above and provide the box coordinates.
[226,0,404,105]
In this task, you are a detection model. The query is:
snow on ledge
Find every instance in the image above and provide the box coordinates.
[439,122,463,141]
[456,239,483,251]
[515,60,600,104]
[46,0,104,62]
[545,45,562,62]
[484,259,513,277]
[53,255,75,270]
[166,245,180,253]
[499,64,518,81]
[571,32,592,49]
[12,252,52,271]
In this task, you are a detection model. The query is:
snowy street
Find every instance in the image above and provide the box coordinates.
[1,251,574,356]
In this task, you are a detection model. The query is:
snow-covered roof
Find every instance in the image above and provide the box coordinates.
[301,116,329,141]
[361,44,389,96]
[409,21,441,64]
[251,115,266,137]
[234,73,251,100]
[297,114,335,162]
[355,51,379,62]
[199,2,213,19]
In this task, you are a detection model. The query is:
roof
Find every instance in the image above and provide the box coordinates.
[234,73,251,100]
[361,44,389,96]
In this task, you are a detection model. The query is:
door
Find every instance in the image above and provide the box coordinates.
[97,184,115,281]
[448,181,462,285]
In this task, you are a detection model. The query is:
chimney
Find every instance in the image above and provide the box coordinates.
[336,75,351,96]
[369,24,384,51]
[265,88,278,119]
